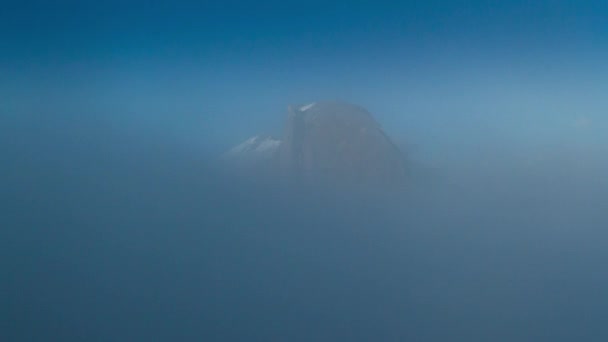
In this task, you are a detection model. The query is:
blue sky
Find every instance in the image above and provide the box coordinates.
[2,1,608,159]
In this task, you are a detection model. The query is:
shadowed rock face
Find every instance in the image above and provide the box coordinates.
[278,101,408,187]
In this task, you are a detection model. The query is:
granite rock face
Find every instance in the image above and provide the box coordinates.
[277,101,408,187]
[224,101,408,188]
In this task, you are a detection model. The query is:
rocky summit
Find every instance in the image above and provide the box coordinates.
[224,101,408,188]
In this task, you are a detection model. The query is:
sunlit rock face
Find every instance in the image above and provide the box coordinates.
[278,101,408,188]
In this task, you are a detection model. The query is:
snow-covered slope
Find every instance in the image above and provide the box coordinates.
[223,135,281,161]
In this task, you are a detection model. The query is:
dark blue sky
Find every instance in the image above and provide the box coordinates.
[3,1,607,61]
[3,1,608,158]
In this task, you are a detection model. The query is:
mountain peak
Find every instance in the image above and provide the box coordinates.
[224,101,408,189]
[279,101,407,187]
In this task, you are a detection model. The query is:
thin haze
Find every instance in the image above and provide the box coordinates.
[2,1,608,341]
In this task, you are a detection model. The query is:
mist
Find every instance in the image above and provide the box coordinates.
[2,103,608,341]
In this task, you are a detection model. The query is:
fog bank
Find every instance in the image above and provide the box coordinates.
[2,115,608,341]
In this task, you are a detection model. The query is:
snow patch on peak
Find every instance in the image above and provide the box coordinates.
[300,103,316,111]
[256,138,281,152]
[224,135,282,160]
[229,136,261,154]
